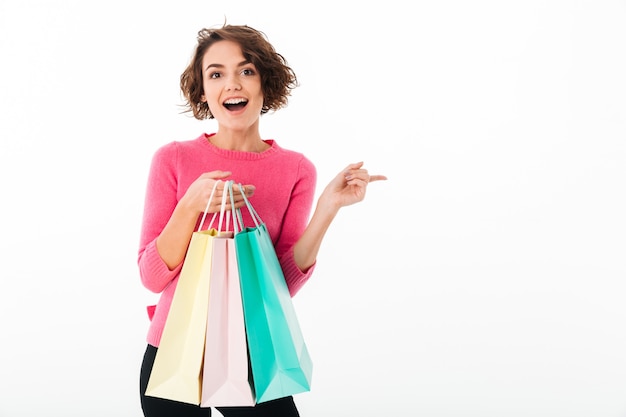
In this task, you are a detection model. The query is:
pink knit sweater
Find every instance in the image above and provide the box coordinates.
[138,133,317,347]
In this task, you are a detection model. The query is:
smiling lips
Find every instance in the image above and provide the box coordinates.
[223,97,248,111]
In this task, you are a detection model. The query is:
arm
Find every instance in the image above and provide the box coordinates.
[155,171,242,269]
[293,161,387,271]
[138,145,253,292]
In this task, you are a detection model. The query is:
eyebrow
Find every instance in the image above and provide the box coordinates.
[204,59,250,72]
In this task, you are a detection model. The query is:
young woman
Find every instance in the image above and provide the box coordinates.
[137,24,386,417]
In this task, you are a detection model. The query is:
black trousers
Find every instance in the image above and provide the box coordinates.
[140,344,300,417]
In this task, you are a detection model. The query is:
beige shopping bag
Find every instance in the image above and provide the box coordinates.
[145,182,220,405]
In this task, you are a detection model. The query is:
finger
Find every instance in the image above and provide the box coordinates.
[345,169,372,182]
[235,184,256,196]
[343,161,364,173]
[345,177,369,187]
[345,168,387,183]
[216,187,253,210]
[368,174,388,182]
[199,170,232,180]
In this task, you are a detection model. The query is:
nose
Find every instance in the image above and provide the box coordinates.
[225,76,242,91]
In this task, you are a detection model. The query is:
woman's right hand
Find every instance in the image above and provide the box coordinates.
[155,171,256,270]
[181,171,256,214]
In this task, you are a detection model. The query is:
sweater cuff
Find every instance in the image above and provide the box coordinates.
[139,240,183,293]
[280,247,315,297]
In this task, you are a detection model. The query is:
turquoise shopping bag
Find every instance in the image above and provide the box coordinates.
[229,182,313,404]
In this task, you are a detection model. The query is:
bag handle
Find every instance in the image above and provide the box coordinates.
[213,179,231,233]
[229,181,263,236]
[238,182,262,228]
[228,181,245,235]
[197,180,220,232]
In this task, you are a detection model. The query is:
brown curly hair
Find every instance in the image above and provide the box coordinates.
[180,24,298,120]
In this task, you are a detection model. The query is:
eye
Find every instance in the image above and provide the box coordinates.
[242,68,256,76]
[209,71,221,79]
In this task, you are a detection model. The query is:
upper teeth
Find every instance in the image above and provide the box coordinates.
[224,98,246,105]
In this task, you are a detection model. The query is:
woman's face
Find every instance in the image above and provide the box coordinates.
[201,40,264,131]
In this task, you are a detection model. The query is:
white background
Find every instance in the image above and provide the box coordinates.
[1,1,625,416]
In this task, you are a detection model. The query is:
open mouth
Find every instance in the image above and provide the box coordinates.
[223,98,248,111]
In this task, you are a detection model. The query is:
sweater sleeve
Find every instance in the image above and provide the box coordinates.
[275,155,317,296]
[137,143,183,293]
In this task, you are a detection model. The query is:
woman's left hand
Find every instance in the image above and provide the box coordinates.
[320,161,387,211]
[293,161,387,272]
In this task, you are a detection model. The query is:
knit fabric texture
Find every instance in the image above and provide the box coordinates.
[138,133,317,346]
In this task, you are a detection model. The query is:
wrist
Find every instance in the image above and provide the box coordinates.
[315,197,340,220]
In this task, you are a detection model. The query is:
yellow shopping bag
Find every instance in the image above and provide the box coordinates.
[145,182,220,405]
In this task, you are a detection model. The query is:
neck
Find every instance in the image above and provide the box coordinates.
[208,131,269,152]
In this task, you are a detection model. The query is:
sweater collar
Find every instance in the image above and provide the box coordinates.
[199,133,279,160]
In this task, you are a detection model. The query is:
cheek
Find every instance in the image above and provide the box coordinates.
[202,83,219,103]
[251,84,264,101]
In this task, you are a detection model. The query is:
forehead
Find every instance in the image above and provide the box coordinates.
[202,40,247,68]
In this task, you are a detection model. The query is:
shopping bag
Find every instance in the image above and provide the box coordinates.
[145,181,220,405]
[230,182,313,403]
[201,181,255,407]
